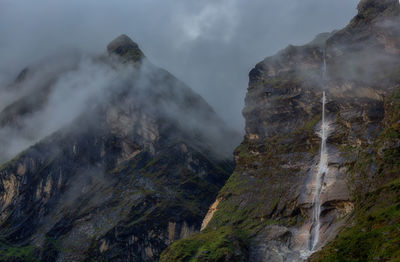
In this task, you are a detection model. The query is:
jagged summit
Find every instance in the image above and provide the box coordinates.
[107,34,144,62]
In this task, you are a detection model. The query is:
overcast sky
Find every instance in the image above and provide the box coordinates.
[0,0,359,131]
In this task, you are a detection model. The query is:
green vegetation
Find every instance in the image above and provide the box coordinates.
[159,226,248,262]
[300,114,321,134]
[0,240,38,262]
[261,74,302,90]
[311,178,400,262]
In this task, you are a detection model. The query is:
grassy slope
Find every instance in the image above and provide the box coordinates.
[310,179,400,262]
[159,226,249,262]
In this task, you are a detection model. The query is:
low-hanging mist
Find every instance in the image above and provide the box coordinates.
[0,0,359,130]
[0,48,240,164]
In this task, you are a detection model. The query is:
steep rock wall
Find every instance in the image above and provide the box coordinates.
[160,0,400,261]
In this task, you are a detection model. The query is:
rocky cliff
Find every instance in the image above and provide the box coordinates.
[161,0,400,261]
[0,35,240,261]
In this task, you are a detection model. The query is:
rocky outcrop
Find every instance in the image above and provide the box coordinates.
[107,34,145,63]
[200,198,221,231]
[160,0,400,261]
[0,35,240,261]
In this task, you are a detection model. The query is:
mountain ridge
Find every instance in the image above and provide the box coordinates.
[0,34,240,261]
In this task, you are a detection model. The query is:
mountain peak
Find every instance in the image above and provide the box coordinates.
[107,34,144,63]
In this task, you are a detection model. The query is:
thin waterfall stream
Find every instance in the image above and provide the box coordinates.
[309,90,328,251]
[299,52,329,260]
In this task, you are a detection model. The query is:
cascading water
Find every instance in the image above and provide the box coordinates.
[299,52,329,260]
[309,90,328,251]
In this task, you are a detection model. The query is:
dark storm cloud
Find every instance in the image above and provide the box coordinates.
[0,0,359,130]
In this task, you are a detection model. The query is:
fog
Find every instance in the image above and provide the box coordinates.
[0,0,359,131]
[0,55,131,162]
[0,52,242,163]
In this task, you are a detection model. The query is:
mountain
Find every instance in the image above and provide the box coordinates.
[160,0,400,261]
[0,35,241,261]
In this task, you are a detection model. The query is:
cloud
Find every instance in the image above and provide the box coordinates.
[0,56,129,163]
[0,53,241,164]
[0,0,359,131]
[174,0,239,43]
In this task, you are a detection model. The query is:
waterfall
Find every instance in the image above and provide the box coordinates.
[309,50,329,251]
[309,91,328,251]
[299,52,329,260]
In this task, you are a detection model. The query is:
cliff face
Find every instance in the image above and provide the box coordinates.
[0,35,240,261]
[161,0,400,261]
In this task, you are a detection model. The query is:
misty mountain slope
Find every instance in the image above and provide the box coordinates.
[0,35,241,262]
[0,53,89,164]
[0,51,87,127]
[160,0,400,261]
